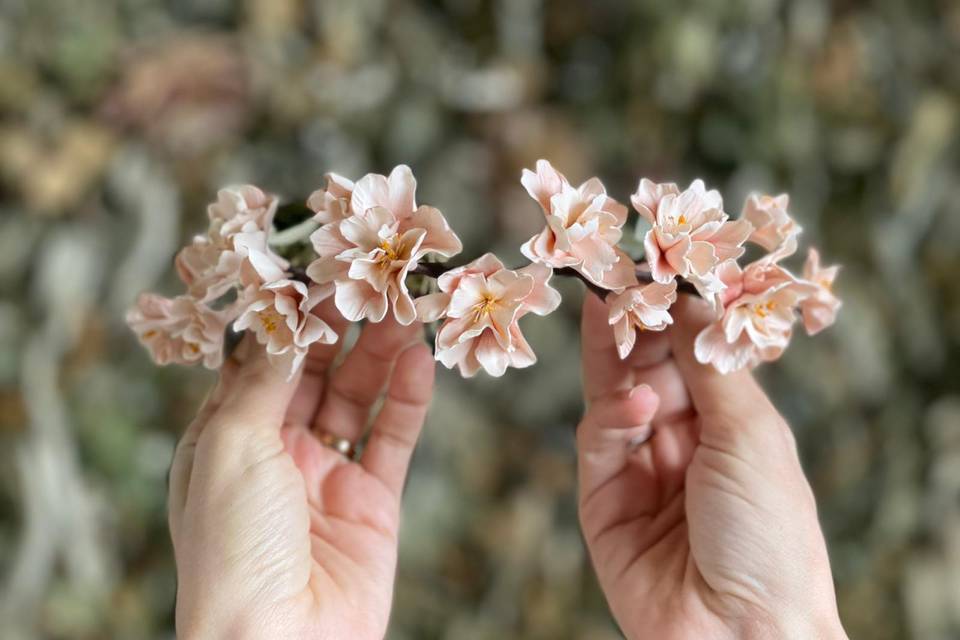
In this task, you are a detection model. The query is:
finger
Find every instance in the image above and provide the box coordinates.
[285,297,350,427]
[313,317,422,441]
[668,295,770,412]
[630,347,691,425]
[581,293,689,418]
[623,329,672,369]
[668,295,784,447]
[362,343,435,497]
[581,293,633,402]
[169,335,295,533]
[576,384,660,502]
[168,380,228,534]
[205,335,301,435]
[627,412,699,506]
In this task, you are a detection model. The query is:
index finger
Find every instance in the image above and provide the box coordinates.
[284,296,350,427]
[361,343,435,497]
[581,293,632,403]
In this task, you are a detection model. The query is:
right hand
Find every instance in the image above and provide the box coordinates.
[576,294,847,639]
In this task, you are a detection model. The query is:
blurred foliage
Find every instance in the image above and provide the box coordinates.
[1,0,959,638]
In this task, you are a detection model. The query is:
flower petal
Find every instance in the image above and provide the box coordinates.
[408,206,463,257]
[474,332,510,377]
[386,164,417,219]
[335,278,388,322]
[415,292,451,322]
[516,263,562,317]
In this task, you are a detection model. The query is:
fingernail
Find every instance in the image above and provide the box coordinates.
[627,424,653,449]
[629,384,652,398]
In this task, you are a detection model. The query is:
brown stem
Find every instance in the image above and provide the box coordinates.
[293,261,700,301]
[410,261,700,300]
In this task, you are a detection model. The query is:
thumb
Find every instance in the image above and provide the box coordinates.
[668,295,785,450]
[183,334,302,504]
[205,334,301,435]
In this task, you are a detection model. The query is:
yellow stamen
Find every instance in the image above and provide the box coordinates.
[187,343,200,354]
[472,294,499,323]
[753,303,769,318]
[378,238,399,263]
[143,330,158,339]
[258,309,280,334]
[678,214,687,225]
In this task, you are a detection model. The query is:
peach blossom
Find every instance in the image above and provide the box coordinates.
[694,260,818,373]
[350,165,417,220]
[635,179,753,298]
[307,172,355,225]
[126,293,230,369]
[631,178,680,225]
[175,234,233,300]
[742,193,801,261]
[607,280,678,359]
[208,184,278,240]
[520,158,568,212]
[233,279,338,380]
[799,247,841,335]
[306,166,462,325]
[176,226,288,301]
[423,254,561,377]
[413,253,506,323]
[521,160,637,292]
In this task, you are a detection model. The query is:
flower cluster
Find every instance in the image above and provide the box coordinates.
[127,185,338,379]
[127,161,841,379]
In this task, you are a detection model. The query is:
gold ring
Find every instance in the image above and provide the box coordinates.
[318,432,356,459]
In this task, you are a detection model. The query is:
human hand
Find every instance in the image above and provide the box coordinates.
[167,300,434,639]
[576,294,846,639]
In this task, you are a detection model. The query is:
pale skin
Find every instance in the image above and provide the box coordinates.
[577,293,848,639]
[170,294,847,639]
[168,298,434,639]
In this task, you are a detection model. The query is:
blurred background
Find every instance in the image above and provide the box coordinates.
[1,0,959,638]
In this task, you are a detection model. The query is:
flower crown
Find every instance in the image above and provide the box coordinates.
[126,160,841,379]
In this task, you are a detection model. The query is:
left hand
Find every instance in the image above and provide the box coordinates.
[167,299,434,639]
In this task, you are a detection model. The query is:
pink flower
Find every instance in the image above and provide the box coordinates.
[176,226,288,301]
[307,172,355,225]
[175,185,288,301]
[175,234,231,300]
[126,293,230,369]
[306,166,462,325]
[233,279,338,380]
[694,260,818,373]
[208,184,278,240]
[742,193,801,261]
[631,178,680,224]
[633,179,752,297]
[607,280,678,359]
[521,160,637,292]
[418,253,561,377]
[799,247,841,335]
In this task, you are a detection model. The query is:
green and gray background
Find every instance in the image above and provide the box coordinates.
[1,0,958,638]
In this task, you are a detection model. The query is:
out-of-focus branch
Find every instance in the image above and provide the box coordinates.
[1,230,113,632]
